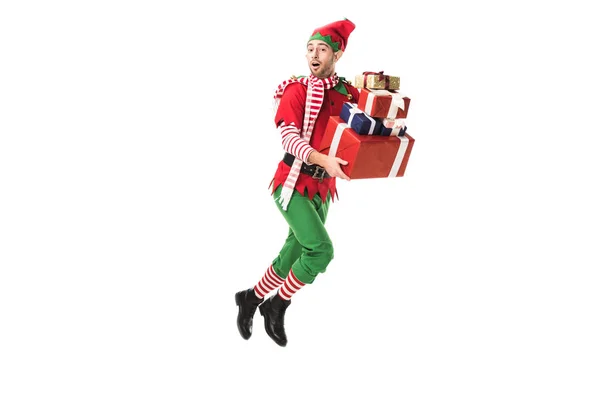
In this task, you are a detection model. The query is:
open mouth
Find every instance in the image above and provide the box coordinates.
[311,62,320,68]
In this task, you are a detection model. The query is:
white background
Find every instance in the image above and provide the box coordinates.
[1,1,599,399]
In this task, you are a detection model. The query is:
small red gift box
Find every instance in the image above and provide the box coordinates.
[357,88,411,119]
[319,116,415,179]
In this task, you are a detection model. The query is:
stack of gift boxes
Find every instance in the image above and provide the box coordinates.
[319,71,415,179]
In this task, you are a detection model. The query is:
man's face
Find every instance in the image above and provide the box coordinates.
[306,40,338,78]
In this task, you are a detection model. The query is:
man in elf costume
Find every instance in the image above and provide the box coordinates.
[235,18,360,347]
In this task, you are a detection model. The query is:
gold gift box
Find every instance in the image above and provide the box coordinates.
[354,72,400,90]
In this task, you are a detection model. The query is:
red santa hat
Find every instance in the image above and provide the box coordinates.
[307,18,355,52]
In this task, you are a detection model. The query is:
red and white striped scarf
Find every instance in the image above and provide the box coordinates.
[273,73,339,210]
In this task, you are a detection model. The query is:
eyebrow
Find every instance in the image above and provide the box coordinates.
[307,43,330,49]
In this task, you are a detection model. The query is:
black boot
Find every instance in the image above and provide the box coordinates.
[259,294,291,347]
[235,288,263,340]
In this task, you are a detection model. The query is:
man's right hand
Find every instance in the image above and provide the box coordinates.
[308,151,350,181]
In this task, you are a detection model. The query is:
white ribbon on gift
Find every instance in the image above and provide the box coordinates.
[365,90,408,119]
[345,103,378,135]
[328,121,349,157]
[388,135,410,177]
[382,118,406,136]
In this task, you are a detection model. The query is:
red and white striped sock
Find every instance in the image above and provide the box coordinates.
[277,270,305,301]
[253,264,285,299]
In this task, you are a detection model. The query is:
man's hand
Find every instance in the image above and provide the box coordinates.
[308,151,351,181]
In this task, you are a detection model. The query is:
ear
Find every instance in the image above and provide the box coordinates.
[334,50,344,62]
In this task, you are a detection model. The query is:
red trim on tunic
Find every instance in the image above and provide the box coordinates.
[270,81,360,203]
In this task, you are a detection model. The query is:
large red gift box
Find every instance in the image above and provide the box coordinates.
[357,88,411,119]
[319,116,415,179]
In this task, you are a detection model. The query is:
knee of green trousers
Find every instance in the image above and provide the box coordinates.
[292,240,335,284]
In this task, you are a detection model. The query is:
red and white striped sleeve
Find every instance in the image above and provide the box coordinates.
[274,83,316,163]
[278,122,315,163]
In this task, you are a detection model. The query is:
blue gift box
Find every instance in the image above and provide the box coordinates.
[339,102,383,135]
[379,118,407,136]
[380,124,407,136]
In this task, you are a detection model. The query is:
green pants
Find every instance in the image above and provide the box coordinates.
[271,185,334,284]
